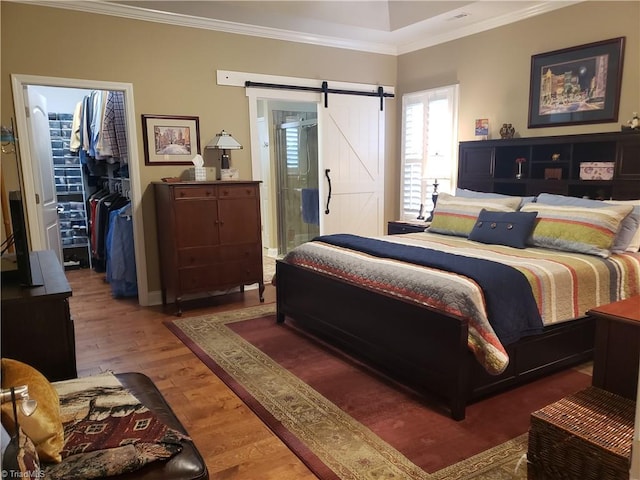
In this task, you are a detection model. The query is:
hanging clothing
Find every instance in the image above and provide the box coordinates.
[105,202,137,298]
[70,101,83,153]
[76,90,128,166]
[102,91,128,163]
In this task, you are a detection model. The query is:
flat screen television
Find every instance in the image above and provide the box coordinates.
[8,190,43,287]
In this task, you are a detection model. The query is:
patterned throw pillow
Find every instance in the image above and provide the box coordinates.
[520,203,634,257]
[536,193,640,252]
[605,199,640,252]
[429,193,522,237]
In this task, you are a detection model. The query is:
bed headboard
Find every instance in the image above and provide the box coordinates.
[458,131,639,201]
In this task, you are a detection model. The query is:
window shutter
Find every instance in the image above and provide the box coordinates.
[400,85,458,221]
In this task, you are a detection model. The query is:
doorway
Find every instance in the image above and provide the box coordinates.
[273,110,319,255]
[254,98,320,258]
[10,74,149,306]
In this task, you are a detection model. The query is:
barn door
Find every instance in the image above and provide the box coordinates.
[318,95,384,237]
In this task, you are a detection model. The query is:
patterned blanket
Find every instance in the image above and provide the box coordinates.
[283,232,640,374]
[43,373,187,480]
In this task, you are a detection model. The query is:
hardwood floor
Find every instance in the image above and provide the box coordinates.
[66,267,317,480]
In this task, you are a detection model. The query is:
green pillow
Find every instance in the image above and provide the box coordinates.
[520,203,633,257]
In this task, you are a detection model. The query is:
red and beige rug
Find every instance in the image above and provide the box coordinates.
[166,304,591,480]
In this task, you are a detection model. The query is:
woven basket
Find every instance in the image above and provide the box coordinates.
[527,387,634,480]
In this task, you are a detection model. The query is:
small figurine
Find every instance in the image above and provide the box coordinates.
[500,123,515,139]
[623,112,639,131]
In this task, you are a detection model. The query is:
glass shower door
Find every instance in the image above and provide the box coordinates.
[274,115,319,256]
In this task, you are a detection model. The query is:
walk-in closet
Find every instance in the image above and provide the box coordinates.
[29,86,137,298]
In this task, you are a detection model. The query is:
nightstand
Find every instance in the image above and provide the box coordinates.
[387,220,430,235]
[587,296,640,400]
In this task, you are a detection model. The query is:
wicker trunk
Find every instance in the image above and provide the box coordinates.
[528,387,635,480]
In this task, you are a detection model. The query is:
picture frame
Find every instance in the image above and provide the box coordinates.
[527,37,625,128]
[475,118,489,137]
[141,114,201,165]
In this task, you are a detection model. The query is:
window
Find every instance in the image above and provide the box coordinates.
[400,85,459,221]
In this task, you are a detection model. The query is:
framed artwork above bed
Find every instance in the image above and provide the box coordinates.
[528,37,625,128]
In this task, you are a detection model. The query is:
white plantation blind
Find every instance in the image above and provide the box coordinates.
[285,126,299,172]
[400,85,459,221]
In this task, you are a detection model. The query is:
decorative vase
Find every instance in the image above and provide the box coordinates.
[500,123,515,139]
[516,162,523,179]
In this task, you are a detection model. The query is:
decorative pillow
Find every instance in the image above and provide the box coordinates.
[536,193,640,252]
[1,358,64,463]
[468,209,538,248]
[456,188,535,209]
[520,203,634,257]
[605,199,640,252]
[429,193,522,237]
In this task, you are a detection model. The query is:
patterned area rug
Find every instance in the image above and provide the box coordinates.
[166,304,586,480]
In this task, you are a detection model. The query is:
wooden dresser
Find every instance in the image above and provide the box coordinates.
[1,250,76,381]
[153,181,264,315]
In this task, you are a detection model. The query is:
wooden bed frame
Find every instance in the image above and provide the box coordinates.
[275,260,595,420]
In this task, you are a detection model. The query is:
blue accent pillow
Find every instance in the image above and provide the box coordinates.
[468,209,538,248]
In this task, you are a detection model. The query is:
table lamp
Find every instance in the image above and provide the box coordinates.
[206,130,242,180]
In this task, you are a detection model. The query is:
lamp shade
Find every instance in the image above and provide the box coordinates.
[206,130,242,150]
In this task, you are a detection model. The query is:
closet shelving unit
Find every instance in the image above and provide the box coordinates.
[50,112,91,269]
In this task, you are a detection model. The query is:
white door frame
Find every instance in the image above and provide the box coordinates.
[11,74,150,306]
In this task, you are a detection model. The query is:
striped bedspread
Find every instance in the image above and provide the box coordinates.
[282,231,640,374]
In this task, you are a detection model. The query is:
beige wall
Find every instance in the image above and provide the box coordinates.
[2,1,637,296]
[0,2,396,294]
[397,1,639,142]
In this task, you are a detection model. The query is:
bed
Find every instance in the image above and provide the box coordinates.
[275,193,640,420]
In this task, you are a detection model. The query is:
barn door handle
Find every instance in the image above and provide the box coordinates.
[324,169,332,214]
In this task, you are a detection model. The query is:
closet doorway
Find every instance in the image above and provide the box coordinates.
[10,75,149,306]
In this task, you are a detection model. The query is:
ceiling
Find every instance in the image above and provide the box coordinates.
[26,1,579,55]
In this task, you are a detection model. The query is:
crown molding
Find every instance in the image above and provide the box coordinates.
[396,1,582,55]
[15,0,397,55]
[14,0,581,57]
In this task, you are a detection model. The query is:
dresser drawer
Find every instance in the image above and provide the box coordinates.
[220,244,261,261]
[178,267,222,293]
[172,185,216,199]
[218,185,257,198]
[177,244,260,267]
[178,262,262,292]
[177,247,221,267]
[217,261,263,285]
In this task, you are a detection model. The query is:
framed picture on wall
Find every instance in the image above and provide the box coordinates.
[527,37,625,128]
[142,114,201,165]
